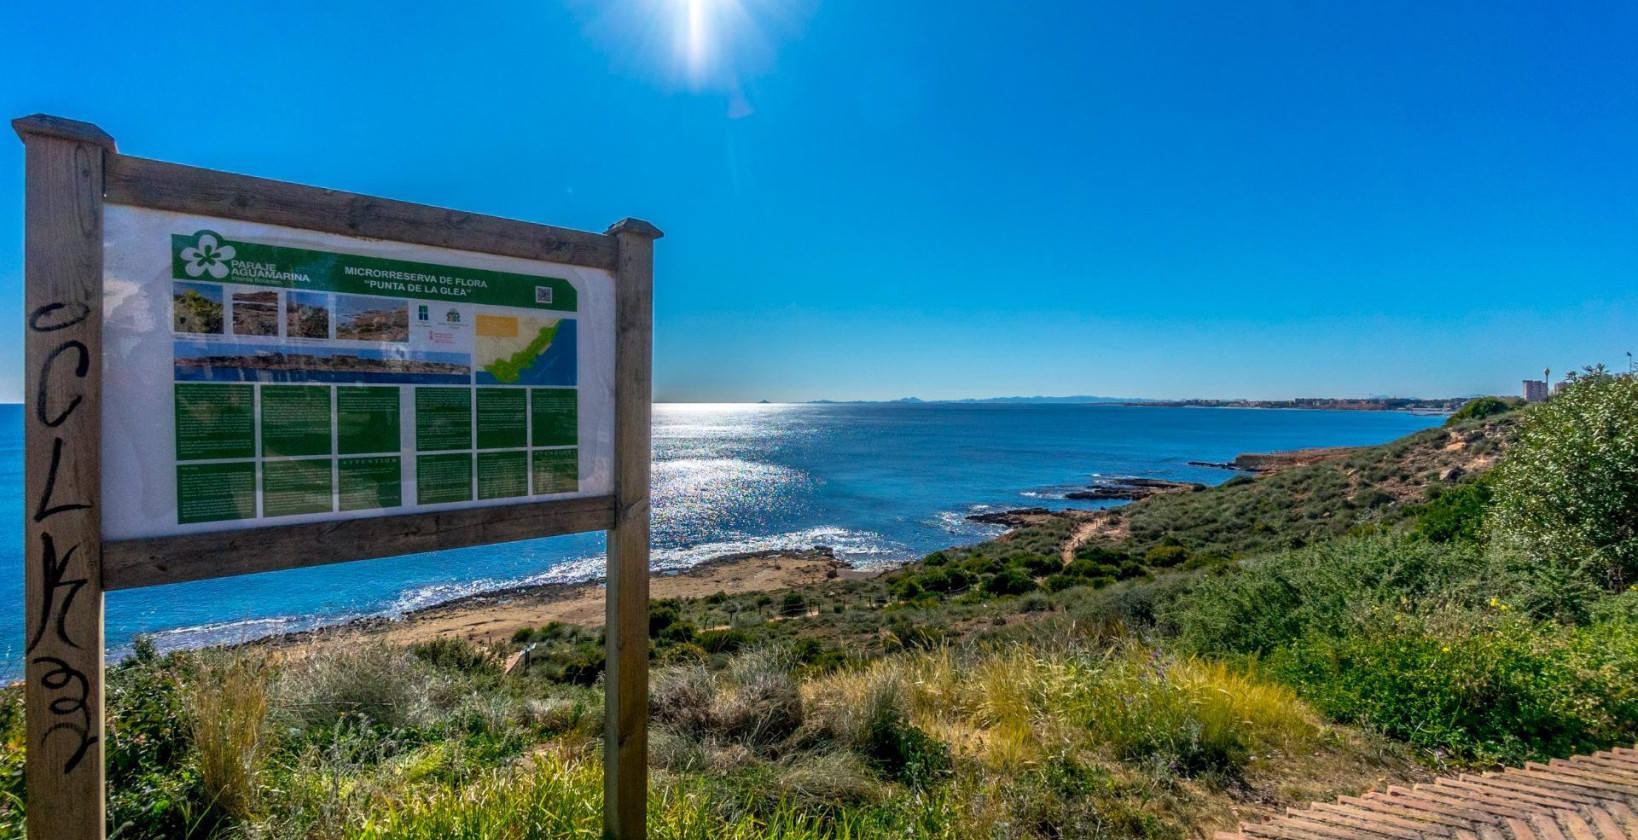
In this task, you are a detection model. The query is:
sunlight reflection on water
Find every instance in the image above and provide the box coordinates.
[0,403,1448,671]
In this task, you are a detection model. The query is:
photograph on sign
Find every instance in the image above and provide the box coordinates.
[101,207,617,540]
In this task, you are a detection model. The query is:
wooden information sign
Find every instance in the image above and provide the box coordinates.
[14,114,661,839]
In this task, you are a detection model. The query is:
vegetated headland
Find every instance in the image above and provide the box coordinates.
[801,395,1469,411]
[9,382,1638,840]
[1134,396,1467,411]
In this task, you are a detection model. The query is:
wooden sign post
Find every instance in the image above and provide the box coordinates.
[14,114,661,840]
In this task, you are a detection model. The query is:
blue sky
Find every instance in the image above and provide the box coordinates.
[3,1,1635,402]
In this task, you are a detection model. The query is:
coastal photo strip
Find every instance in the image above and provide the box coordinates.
[172,340,473,384]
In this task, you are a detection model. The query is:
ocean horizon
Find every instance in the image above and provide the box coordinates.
[0,402,1443,678]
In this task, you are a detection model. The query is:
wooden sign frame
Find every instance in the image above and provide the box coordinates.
[14,114,661,840]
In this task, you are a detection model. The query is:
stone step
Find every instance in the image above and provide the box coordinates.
[1228,746,1638,840]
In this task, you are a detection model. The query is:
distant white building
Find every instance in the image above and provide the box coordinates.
[1523,380,1548,402]
[1552,380,1569,396]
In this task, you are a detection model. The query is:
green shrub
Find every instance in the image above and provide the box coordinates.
[1490,371,1638,589]
[887,575,924,601]
[1143,545,1189,568]
[1043,574,1085,593]
[1074,545,1129,565]
[1267,610,1638,764]
[1181,553,1231,572]
[659,621,699,645]
[1167,536,1489,657]
[918,566,971,593]
[698,628,752,655]
[105,644,217,838]
[1446,396,1517,425]
[650,602,682,637]
[1063,558,1114,578]
[412,637,500,675]
[983,567,1037,596]
[1407,476,1494,543]
[1011,553,1063,577]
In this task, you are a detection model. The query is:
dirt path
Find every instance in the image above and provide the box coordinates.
[1060,511,1128,563]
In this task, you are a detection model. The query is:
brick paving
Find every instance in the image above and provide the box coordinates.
[1219,747,1638,840]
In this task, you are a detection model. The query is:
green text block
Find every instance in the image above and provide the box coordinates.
[477,450,529,500]
[175,384,255,460]
[416,388,472,452]
[532,448,579,495]
[176,462,256,524]
[339,456,402,511]
[530,388,578,447]
[262,458,334,517]
[476,388,527,450]
[337,387,401,454]
[261,386,333,457]
[417,453,473,505]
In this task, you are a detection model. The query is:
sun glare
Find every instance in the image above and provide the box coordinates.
[674,0,742,90]
[576,0,809,106]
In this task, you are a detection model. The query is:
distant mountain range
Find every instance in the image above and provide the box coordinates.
[804,395,1136,405]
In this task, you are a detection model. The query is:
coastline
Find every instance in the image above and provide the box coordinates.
[270,547,874,650]
[205,433,1423,657]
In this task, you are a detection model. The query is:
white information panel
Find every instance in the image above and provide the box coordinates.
[100,205,617,540]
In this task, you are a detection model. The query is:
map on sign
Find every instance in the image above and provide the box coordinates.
[475,314,578,386]
[99,208,618,540]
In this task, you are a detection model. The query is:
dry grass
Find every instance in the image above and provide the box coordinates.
[186,655,272,820]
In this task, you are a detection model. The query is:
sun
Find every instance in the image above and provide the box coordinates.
[576,0,809,99]
[674,0,739,89]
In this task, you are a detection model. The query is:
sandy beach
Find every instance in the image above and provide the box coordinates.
[346,547,866,648]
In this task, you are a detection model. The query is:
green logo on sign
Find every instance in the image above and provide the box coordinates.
[168,229,577,312]
[179,231,235,279]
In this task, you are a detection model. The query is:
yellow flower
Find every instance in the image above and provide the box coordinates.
[1441,646,1452,653]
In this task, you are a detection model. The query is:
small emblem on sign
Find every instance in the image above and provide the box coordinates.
[180,231,235,279]
[535,286,553,304]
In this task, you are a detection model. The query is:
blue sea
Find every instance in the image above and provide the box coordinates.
[0,402,1442,678]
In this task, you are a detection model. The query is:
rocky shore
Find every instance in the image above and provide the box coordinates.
[272,445,1349,653]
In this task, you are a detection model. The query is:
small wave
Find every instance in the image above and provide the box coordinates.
[114,612,369,661]
[1021,488,1079,500]
[651,526,909,571]
[927,508,1008,537]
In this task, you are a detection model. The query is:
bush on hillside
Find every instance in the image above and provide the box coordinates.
[1406,475,1494,544]
[1143,545,1189,568]
[1267,609,1638,765]
[1445,396,1518,426]
[1074,647,1319,775]
[984,567,1038,596]
[1489,370,1638,589]
[1166,536,1489,657]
